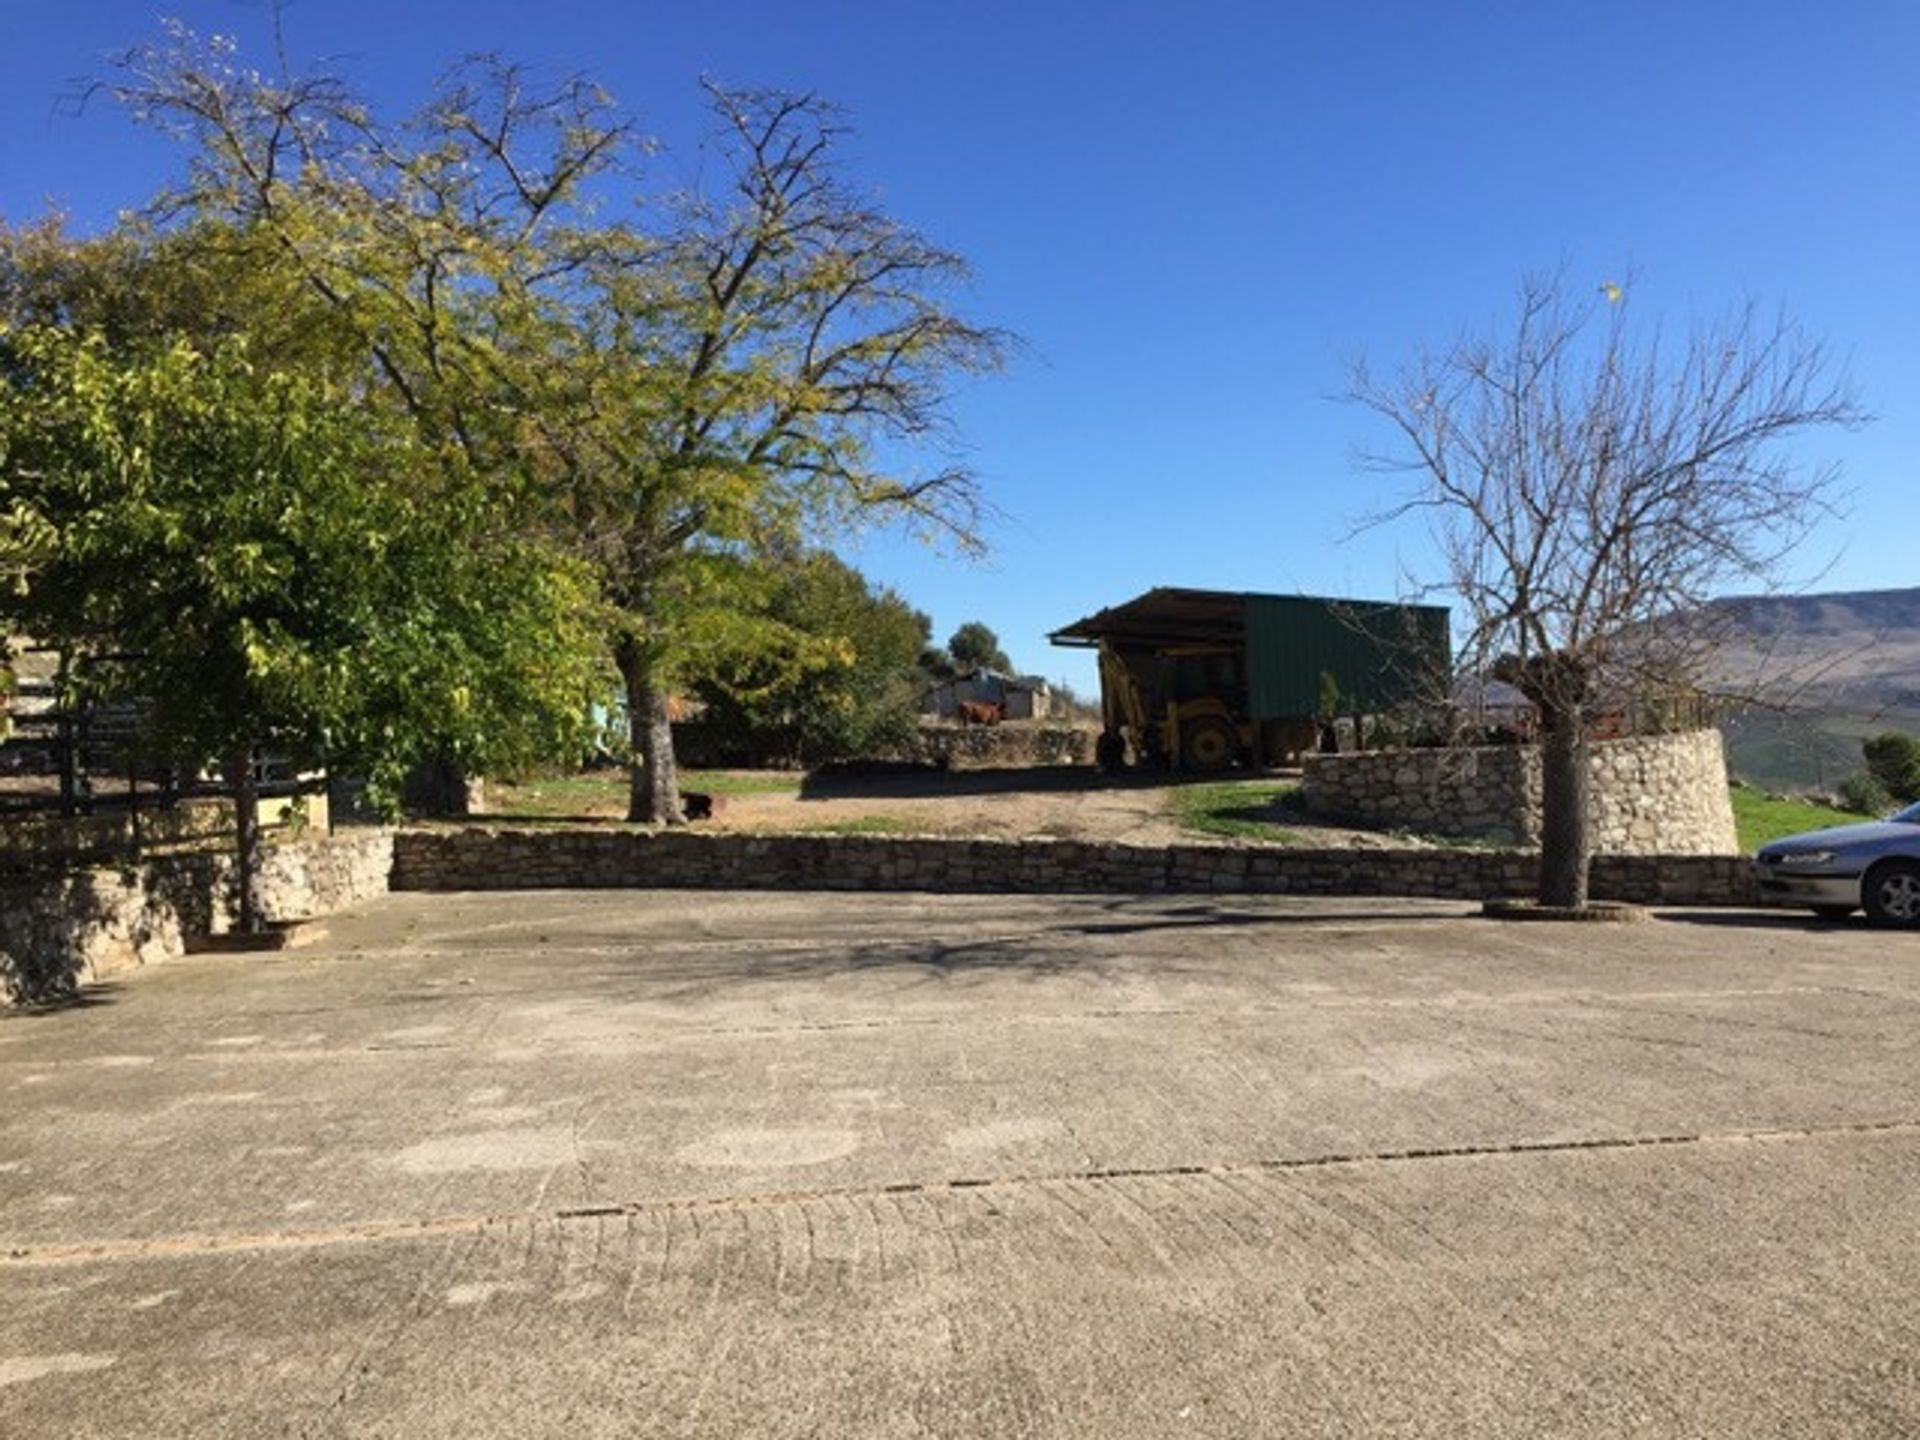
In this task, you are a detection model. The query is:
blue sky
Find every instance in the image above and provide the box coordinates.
[5,1,1915,692]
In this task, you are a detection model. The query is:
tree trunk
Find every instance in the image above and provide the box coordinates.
[616,642,683,825]
[1537,710,1592,910]
[228,747,265,934]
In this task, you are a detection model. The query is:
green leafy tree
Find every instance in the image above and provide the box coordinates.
[0,498,54,597]
[0,326,602,928]
[101,30,1006,825]
[552,85,1004,820]
[692,552,929,766]
[917,640,957,684]
[948,621,1013,674]
[1862,732,1920,804]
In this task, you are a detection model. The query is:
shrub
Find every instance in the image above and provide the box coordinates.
[1862,732,1920,804]
[1837,772,1894,817]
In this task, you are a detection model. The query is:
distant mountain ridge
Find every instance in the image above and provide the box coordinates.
[1704,586,1920,791]
[1707,586,1920,707]
[1712,585,1920,639]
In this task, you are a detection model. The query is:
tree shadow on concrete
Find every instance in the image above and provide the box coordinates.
[576,897,1470,1003]
[3,980,125,1017]
[1050,900,1465,938]
[1656,909,1872,932]
[796,766,1297,803]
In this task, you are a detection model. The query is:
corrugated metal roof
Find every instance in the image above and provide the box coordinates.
[1048,588,1250,649]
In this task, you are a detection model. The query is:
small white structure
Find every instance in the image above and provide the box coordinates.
[921,668,1053,721]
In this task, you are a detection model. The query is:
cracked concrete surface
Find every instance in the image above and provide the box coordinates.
[3,891,1919,1437]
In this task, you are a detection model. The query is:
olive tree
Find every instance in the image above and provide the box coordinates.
[1351,278,1861,909]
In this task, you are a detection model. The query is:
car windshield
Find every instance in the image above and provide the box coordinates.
[1895,802,1920,825]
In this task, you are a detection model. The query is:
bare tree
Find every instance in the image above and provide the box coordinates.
[1351,277,1862,909]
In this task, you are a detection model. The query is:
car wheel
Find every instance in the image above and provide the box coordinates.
[1862,860,1920,929]
[1810,904,1855,920]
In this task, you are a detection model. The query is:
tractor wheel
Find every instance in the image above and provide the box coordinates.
[1180,716,1238,772]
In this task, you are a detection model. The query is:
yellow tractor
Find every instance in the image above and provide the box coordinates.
[1098,642,1289,772]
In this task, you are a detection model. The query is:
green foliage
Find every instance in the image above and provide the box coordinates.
[1835,773,1895,819]
[93,28,1005,821]
[1,497,56,597]
[1317,670,1342,722]
[917,644,957,683]
[948,621,1012,674]
[692,552,930,766]
[0,325,605,809]
[1862,732,1920,804]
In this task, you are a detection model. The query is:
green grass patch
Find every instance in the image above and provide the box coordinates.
[486,773,624,817]
[1170,780,1299,843]
[1396,828,1510,851]
[680,769,805,796]
[792,815,913,836]
[1730,786,1871,852]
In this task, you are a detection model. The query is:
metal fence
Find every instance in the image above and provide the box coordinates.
[2,649,321,872]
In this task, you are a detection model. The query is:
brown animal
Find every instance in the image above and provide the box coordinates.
[957,700,1004,726]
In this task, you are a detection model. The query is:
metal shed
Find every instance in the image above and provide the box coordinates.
[1049,588,1450,769]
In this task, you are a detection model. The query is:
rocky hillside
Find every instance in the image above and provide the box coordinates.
[1705,588,1920,792]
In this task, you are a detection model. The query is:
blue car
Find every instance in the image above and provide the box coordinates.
[1753,802,1920,926]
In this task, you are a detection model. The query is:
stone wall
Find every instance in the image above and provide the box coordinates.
[0,868,184,1004]
[906,722,1094,770]
[9,802,1763,1007]
[0,829,392,1005]
[1299,729,1739,854]
[392,827,1754,908]
[673,721,1096,773]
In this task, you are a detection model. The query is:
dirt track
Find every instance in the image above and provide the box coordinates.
[486,766,1440,848]
[728,767,1206,843]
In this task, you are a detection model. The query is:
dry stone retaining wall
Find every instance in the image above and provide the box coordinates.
[672,721,1096,772]
[1,830,392,1005]
[9,814,1763,1007]
[904,723,1094,770]
[391,827,1754,908]
[1300,729,1738,854]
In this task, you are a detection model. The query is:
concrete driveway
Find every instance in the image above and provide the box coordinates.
[3,891,1918,1437]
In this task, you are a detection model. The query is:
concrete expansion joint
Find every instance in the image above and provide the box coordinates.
[8,1115,1916,1271]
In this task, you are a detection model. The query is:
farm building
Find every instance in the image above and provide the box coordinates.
[1050,588,1449,770]
[921,668,1053,722]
